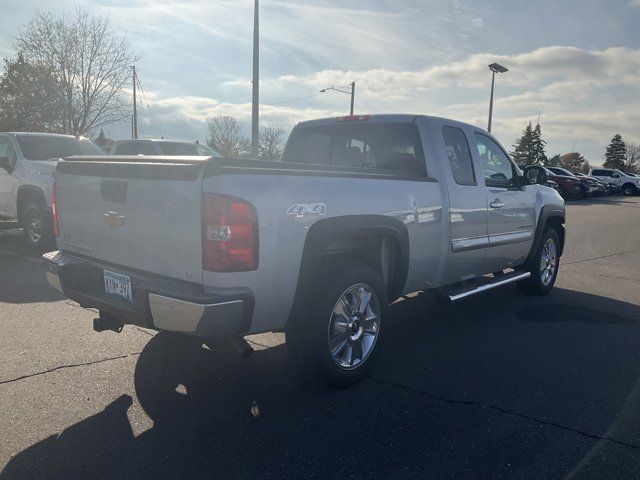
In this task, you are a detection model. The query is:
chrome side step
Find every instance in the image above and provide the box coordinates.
[448,270,531,302]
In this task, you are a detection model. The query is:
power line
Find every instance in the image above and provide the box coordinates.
[263,92,324,106]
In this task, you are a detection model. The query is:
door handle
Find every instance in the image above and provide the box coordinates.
[490,200,505,209]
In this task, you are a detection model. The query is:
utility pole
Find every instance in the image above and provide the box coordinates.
[350,81,355,115]
[250,0,259,159]
[132,65,138,139]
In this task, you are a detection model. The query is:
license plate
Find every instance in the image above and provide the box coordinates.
[103,270,132,302]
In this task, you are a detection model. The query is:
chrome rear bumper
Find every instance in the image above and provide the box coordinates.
[42,250,250,336]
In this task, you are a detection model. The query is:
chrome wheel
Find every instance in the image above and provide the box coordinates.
[27,213,42,244]
[328,283,380,370]
[539,238,557,287]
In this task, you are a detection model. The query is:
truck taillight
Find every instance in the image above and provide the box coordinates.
[202,193,258,272]
[51,179,59,237]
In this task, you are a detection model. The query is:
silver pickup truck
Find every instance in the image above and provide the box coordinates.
[43,114,565,386]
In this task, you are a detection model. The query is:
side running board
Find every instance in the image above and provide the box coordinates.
[448,270,531,302]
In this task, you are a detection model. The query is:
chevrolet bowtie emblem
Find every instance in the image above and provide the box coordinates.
[104,211,126,228]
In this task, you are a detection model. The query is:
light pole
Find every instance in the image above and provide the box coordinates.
[320,82,355,115]
[487,63,508,133]
[250,0,259,159]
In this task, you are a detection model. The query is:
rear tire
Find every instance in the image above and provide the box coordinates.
[286,261,388,387]
[22,203,53,250]
[517,228,560,295]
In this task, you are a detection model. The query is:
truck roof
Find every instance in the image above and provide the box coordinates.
[296,114,477,131]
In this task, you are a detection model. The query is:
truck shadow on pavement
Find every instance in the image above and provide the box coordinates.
[3,287,640,479]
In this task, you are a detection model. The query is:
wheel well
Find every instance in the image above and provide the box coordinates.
[546,216,565,256]
[321,234,404,299]
[16,187,47,223]
[17,187,47,222]
[623,182,636,190]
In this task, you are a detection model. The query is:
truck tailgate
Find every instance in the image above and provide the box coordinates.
[55,157,205,283]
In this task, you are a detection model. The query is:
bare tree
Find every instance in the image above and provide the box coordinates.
[206,115,250,158]
[259,127,285,161]
[624,142,640,174]
[16,8,138,135]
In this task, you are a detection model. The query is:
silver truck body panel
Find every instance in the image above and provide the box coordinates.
[48,114,565,336]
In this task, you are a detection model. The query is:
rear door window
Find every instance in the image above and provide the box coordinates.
[442,126,475,185]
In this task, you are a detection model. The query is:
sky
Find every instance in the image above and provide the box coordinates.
[2,0,640,164]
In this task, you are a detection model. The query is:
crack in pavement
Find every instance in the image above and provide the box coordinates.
[0,341,177,386]
[563,249,640,266]
[370,376,640,450]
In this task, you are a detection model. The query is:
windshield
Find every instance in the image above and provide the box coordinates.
[17,135,105,160]
[158,142,220,156]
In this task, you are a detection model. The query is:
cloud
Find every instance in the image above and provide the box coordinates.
[118,44,640,166]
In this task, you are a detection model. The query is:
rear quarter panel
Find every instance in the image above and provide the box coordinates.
[202,171,445,334]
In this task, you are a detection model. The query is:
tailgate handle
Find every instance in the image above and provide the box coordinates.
[101,180,128,203]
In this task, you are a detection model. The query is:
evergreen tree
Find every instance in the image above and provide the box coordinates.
[604,134,627,170]
[93,129,113,153]
[0,54,63,132]
[531,123,548,166]
[511,123,535,167]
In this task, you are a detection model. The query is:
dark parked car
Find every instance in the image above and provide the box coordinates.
[542,167,581,199]
[548,167,598,197]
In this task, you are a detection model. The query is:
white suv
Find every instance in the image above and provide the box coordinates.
[589,168,640,196]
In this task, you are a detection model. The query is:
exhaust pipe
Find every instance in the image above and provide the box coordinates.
[229,336,254,359]
[93,311,124,333]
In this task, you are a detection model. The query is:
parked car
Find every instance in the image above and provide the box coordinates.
[0,132,105,248]
[109,139,220,157]
[589,168,640,196]
[574,173,609,195]
[44,114,565,386]
[542,167,581,199]
[547,167,598,197]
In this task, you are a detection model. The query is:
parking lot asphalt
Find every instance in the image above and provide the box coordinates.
[2,196,640,479]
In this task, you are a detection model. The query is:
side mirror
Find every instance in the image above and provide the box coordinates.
[0,156,13,173]
[523,165,548,185]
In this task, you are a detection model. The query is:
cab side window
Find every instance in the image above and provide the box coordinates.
[0,137,17,167]
[474,133,515,188]
[442,126,475,185]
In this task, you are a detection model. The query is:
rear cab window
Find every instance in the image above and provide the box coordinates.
[281,123,427,176]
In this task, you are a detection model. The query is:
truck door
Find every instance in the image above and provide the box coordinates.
[440,125,489,284]
[473,133,535,273]
[0,136,17,216]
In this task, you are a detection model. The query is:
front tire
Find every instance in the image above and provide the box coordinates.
[622,183,637,196]
[22,203,53,250]
[517,228,560,295]
[286,262,388,387]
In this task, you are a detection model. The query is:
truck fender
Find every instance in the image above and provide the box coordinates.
[525,205,565,265]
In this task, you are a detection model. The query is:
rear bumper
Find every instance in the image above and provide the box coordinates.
[42,250,253,337]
